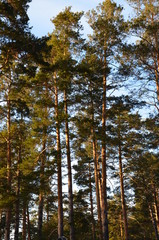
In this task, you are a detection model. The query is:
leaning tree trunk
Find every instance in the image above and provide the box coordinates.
[54,76,63,238]
[64,89,75,240]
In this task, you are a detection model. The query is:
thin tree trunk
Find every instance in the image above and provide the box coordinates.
[46,197,49,225]
[151,12,159,102]
[89,162,95,240]
[27,206,31,240]
[0,211,2,239]
[148,203,159,240]
[14,144,22,240]
[5,97,11,240]
[91,90,103,240]
[93,138,103,240]
[118,139,129,240]
[101,48,109,240]
[22,203,26,240]
[64,89,75,240]
[38,193,44,239]
[153,55,159,102]
[38,134,46,239]
[98,172,103,218]
[5,209,11,239]
[54,76,63,238]
[119,213,123,240]
[154,201,159,235]
[153,187,159,233]
[97,155,103,214]
[92,131,103,240]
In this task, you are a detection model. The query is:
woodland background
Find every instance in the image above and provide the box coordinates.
[0,0,159,239]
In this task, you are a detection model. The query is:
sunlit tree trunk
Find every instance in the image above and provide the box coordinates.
[89,162,95,240]
[38,135,46,239]
[101,48,109,240]
[14,143,22,240]
[64,89,75,240]
[119,213,124,240]
[91,97,102,240]
[153,187,159,234]
[54,75,63,238]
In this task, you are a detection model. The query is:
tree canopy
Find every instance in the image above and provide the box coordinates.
[0,0,158,240]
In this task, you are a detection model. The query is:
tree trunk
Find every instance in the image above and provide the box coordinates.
[152,12,159,102]
[97,155,103,216]
[92,130,103,240]
[101,49,109,240]
[38,134,46,239]
[46,197,49,225]
[91,91,103,240]
[5,97,11,240]
[22,203,26,240]
[38,194,44,239]
[0,211,3,239]
[27,206,31,240]
[64,89,75,240]
[153,187,159,234]
[54,76,63,238]
[119,213,123,240]
[153,56,159,102]
[148,203,159,240]
[14,144,22,240]
[89,162,95,240]
[118,138,129,240]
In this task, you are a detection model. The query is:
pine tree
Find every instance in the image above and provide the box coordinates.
[127,0,159,104]
[0,2,48,238]
[76,45,104,239]
[49,7,84,239]
[106,96,140,240]
[87,1,125,239]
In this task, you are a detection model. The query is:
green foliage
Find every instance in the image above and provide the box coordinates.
[0,1,158,239]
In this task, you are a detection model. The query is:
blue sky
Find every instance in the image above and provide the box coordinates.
[28,0,132,38]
